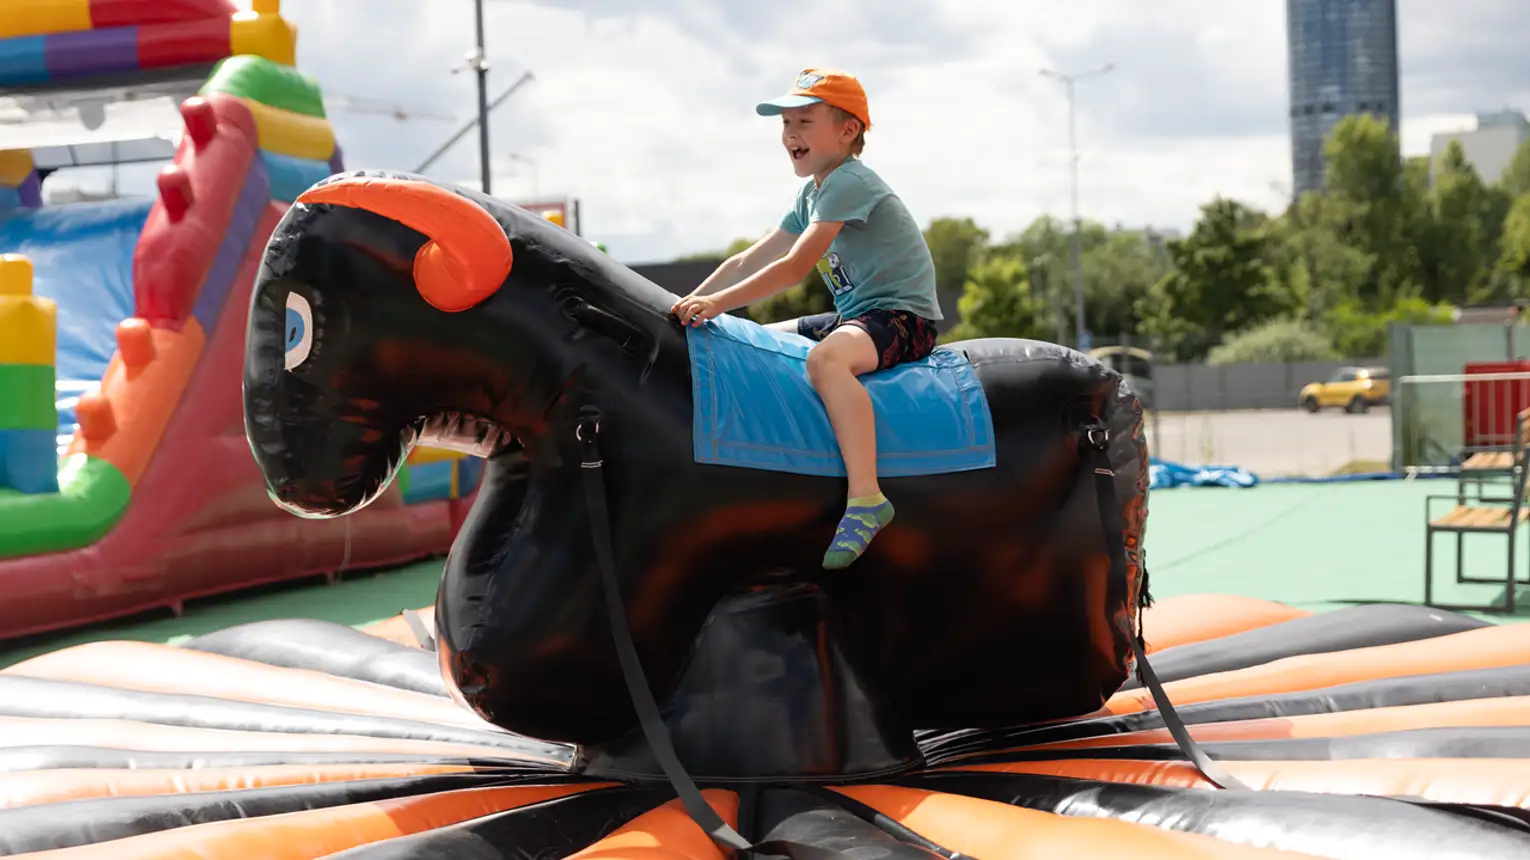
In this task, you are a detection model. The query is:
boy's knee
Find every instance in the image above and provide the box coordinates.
[805,343,842,385]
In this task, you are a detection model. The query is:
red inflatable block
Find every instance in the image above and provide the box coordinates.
[132,93,256,328]
[136,17,230,71]
[89,0,235,29]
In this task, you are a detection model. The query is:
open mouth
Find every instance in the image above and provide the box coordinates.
[789,145,810,161]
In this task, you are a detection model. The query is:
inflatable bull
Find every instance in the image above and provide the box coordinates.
[242,172,1155,791]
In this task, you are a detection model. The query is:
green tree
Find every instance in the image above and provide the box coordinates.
[1206,319,1339,365]
[1500,140,1530,198]
[676,237,756,262]
[923,217,989,327]
[1318,114,1422,307]
[1417,141,1515,304]
[944,254,1044,341]
[1322,296,1455,358]
[1498,192,1530,287]
[1137,198,1285,360]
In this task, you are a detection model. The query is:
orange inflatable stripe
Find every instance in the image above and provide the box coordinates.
[833,785,1315,859]
[1023,693,1530,753]
[2,641,509,738]
[65,318,205,485]
[1103,622,1530,716]
[8,782,605,860]
[0,715,510,760]
[1140,594,1310,654]
[361,606,436,648]
[0,762,475,810]
[568,790,739,860]
[952,759,1530,810]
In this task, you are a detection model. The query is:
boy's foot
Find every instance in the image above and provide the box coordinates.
[823,493,895,570]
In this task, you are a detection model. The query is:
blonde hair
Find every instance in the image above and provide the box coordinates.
[828,106,867,156]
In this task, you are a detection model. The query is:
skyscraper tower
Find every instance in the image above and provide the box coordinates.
[1286,0,1401,196]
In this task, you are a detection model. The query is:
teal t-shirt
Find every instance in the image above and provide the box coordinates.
[779,158,942,321]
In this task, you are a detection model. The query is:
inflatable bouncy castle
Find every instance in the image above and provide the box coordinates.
[0,2,475,639]
[4,172,1530,856]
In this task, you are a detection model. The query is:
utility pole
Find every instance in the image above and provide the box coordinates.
[1041,63,1114,352]
[448,0,494,193]
[415,72,535,177]
[472,0,491,195]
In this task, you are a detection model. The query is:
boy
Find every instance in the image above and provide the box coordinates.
[671,68,943,570]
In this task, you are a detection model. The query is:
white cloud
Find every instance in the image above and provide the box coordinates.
[54,0,1530,266]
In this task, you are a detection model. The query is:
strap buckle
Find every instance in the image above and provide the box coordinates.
[576,406,602,443]
[1083,424,1109,450]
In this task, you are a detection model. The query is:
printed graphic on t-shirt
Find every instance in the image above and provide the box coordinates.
[816,252,855,297]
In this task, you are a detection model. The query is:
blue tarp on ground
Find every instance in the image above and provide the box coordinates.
[687,313,997,478]
[0,198,149,446]
[1150,458,1260,490]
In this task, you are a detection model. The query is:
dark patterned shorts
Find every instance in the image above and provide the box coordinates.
[796,308,939,371]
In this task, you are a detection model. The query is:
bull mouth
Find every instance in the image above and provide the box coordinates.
[262,408,518,520]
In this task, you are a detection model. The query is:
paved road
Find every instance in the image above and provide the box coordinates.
[1144,407,1393,477]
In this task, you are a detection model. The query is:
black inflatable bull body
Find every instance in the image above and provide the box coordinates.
[243,171,1151,781]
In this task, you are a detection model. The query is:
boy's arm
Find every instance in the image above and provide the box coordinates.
[708,221,842,312]
[690,228,798,297]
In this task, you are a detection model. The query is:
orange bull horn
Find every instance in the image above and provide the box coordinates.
[296,177,513,312]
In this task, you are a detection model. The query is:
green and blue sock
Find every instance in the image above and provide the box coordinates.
[823,492,895,570]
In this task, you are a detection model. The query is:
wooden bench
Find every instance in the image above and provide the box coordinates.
[1426,425,1530,613]
[1455,408,1530,504]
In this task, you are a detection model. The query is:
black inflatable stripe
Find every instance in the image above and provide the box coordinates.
[0,772,567,855]
[0,746,502,774]
[316,786,672,859]
[914,771,1530,860]
[958,725,1530,764]
[183,619,447,697]
[0,675,571,763]
[919,663,1530,761]
[1122,603,1490,690]
[750,788,948,858]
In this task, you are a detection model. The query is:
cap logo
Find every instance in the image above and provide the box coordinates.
[796,72,825,90]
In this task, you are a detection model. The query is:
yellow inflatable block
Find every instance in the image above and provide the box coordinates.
[408,446,467,466]
[0,151,34,187]
[0,0,90,39]
[239,97,336,162]
[0,298,58,366]
[230,11,297,66]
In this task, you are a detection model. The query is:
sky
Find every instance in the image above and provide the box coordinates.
[42,0,1530,264]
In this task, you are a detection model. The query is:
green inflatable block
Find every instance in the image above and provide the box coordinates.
[395,462,412,497]
[0,364,56,430]
[0,454,131,559]
[202,55,327,118]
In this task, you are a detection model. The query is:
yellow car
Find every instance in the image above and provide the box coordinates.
[1300,366,1390,413]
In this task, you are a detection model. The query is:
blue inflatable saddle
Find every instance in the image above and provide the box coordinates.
[687,313,996,478]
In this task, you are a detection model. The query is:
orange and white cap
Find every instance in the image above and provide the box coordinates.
[756,68,871,130]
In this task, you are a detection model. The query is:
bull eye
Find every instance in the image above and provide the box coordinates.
[284,292,314,371]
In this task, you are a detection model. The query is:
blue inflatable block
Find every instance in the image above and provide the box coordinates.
[0,188,21,212]
[0,197,149,441]
[687,313,996,478]
[0,37,50,87]
[402,460,454,504]
[0,427,59,494]
[261,150,332,203]
[457,456,485,495]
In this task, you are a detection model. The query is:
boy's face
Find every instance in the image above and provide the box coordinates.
[779,102,858,178]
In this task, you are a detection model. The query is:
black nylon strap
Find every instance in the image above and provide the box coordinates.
[401,608,436,652]
[1083,424,1254,792]
[576,409,857,859]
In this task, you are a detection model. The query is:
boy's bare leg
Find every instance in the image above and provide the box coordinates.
[805,326,893,569]
[765,319,799,333]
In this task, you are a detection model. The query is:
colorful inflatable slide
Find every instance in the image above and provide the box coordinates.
[0,0,479,639]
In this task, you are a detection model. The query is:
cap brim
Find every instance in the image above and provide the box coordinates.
[755,94,822,116]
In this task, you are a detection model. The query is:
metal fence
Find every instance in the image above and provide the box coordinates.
[1145,359,1384,412]
[1388,321,1530,471]
[1393,371,1530,473]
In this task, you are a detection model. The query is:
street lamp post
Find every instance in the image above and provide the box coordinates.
[1040,63,1114,352]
